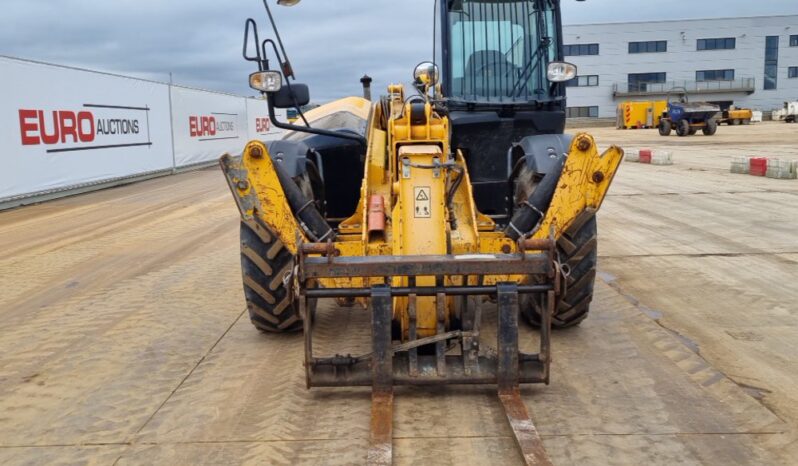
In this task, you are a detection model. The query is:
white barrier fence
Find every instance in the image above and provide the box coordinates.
[0,56,285,207]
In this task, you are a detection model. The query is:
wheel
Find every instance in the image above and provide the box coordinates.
[658,120,672,136]
[733,119,741,126]
[688,128,697,136]
[676,120,690,137]
[521,215,598,328]
[703,119,718,136]
[743,119,751,125]
[240,218,303,333]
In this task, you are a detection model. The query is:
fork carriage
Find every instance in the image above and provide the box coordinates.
[297,238,559,465]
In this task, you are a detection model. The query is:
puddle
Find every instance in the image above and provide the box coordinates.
[736,381,772,401]
[638,304,663,321]
[596,270,617,284]
[598,268,695,353]
[664,327,701,354]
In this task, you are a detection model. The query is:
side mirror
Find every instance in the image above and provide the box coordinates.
[270,83,310,109]
[413,61,440,87]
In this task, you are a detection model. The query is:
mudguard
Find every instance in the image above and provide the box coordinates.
[515,133,574,175]
[265,140,310,178]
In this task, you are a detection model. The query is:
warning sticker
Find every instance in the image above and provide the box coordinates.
[414,186,431,218]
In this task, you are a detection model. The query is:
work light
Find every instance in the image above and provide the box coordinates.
[249,71,283,92]
[547,62,577,82]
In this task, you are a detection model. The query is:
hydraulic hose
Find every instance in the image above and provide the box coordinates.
[272,160,335,243]
[504,154,565,241]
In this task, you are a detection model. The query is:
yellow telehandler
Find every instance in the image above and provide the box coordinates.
[221,1,622,463]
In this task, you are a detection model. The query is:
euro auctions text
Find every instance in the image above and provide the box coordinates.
[17,104,152,153]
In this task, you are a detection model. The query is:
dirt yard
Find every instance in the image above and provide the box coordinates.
[0,121,796,465]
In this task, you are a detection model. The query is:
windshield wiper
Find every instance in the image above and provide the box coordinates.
[508,36,550,98]
[507,3,550,99]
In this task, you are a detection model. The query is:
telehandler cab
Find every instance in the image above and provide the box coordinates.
[221,1,622,463]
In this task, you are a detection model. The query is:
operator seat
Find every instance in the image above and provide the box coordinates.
[464,50,518,96]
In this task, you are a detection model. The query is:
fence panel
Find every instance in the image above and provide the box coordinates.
[0,57,173,201]
[170,86,249,167]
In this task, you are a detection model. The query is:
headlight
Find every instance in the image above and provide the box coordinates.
[547,62,577,82]
[249,71,283,92]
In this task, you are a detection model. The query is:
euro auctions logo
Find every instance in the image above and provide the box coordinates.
[255,117,271,134]
[18,104,152,153]
[189,113,238,141]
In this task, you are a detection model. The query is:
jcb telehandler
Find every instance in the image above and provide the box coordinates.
[221,1,622,463]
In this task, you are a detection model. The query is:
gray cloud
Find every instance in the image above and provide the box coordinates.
[1,0,796,102]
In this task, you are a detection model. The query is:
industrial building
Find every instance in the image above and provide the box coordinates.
[563,15,798,118]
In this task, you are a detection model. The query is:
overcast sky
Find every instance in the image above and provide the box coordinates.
[1,0,796,101]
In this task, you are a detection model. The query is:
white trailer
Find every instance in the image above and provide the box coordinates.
[784,102,798,123]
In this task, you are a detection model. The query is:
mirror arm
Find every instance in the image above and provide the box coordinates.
[259,38,310,127]
[253,3,365,151]
[266,98,367,151]
[259,40,273,71]
[263,0,295,79]
[261,39,285,76]
[243,18,265,71]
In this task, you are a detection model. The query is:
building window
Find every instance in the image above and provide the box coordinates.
[696,69,735,81]
[764,36,779,90]
[789,67,798,79]
[566,106,599,118]
[628,72,666,92]
[790,35,798,47]
[564,43,599,56]
[566,75,599,87]
[629,41,667,54]
[697,38,736,50]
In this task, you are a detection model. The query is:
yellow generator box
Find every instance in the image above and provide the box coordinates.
[617,101,666,129]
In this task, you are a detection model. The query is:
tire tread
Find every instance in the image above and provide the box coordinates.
[240,219,303,333]
[522,215,598,328]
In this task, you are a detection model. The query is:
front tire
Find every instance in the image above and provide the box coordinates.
[658,120,672,136]
[522,215,598,328]
[240,218,303,333]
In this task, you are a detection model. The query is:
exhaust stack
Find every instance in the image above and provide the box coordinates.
[360,74,373,101]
